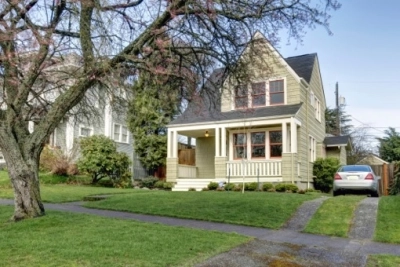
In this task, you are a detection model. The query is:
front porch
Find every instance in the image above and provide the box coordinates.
[166,117,301,190]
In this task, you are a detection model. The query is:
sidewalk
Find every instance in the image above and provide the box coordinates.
[1,198,399,260]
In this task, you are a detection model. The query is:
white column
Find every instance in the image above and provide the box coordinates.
[28,121,34,134]
[167,129,172,158]
[172,130,178,158]
[282,122,287,153]
[290,118,297,153]
[221,127,226,157]
[215,127,220,157]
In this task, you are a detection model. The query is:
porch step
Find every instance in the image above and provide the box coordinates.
[172,179,215,191]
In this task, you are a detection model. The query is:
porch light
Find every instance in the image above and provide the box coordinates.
[205,131,209,137]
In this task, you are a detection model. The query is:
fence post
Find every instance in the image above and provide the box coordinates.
[382,163,389,196]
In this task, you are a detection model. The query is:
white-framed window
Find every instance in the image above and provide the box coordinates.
[310,91,315,107]
[233,78,286,109]
[113,124,129,143]
[79,126,93,137]
[231,129,282,160]
[315,98,321,122]
[309,135,316,162]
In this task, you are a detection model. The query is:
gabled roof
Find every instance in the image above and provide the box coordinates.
[357,154,389,165]
[285,53,316,84]
[324,135,351,147]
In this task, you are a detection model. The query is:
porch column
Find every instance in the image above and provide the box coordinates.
[172,130,178,158]
[215,127,220,157]
[282,122,287,153]
[167,129,172,158]
[221,127,226,157]
[290,118,297,153]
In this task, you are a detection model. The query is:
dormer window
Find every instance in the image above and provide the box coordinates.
[233,78,285,109]
[234,85,248,108]
[269,80,284,105]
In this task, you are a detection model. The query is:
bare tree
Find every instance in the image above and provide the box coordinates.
[0,0,340,221]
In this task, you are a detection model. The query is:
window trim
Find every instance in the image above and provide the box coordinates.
[79,125,93,137]
[113,123,129,144]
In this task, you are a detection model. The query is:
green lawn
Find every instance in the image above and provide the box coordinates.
[375,196,400,244]
[367,255,400,267]
[0,206,249,267]
[84,191,319,229]
[303,195,365,237]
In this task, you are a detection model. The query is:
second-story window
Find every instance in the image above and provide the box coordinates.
[235,85,248,108]
[113,124,129,143]
[269,80,284,105]
[251,82,266,107]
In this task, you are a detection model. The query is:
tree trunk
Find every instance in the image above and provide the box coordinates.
[7,157,45,221]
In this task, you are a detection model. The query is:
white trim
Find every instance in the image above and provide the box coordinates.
[309,135,317,162]
[28,121,34,133]
[112,123,129,144]
[104,100,112,137]
[215,127,220,157]
[66,117,75,151]
[221,127,227,157]
[167,129,172,158]
[290,117,297,153]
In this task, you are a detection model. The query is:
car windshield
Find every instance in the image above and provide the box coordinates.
[340,165,371,172]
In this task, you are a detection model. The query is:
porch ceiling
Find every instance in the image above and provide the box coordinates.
[179,129,215,138]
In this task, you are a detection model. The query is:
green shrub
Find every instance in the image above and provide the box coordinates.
[141,177,159,188]
[313,157,340,193]
[275,183,286,192]
[298,189,306,194]
[188,187,196,191]
[389,161,400,195]
[40,145,76,176]
[216,187,225,191]
[262,183,274,191]
[233,184,243,192]
[154,180,165,189]
[163,182,173,190]
[207,182,219,190]
[224,183,236,191]
[245,182,259,191]
[202,187,209,191]
[285,184,298,193]
[77,135,131,186]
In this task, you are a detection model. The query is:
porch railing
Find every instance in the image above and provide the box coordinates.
[178,164,197,178]
[227,160,282,177]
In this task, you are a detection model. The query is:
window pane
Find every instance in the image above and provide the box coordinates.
[270,145,282,157]
[270,92,284,104]
[234,147,247,159]
[235,85,247,96]
[234,133,246,145]
[121,126,128,143]
[269,131,282,143]
[252,95,265,106]
[113,124,120,141]
[235,97,248,108]
[270,80,284,93]
[251,82,265,95]
[81,128,91,137]
[252,146,265,158]
[251,132,265,144]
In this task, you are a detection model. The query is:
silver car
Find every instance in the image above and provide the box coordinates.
[333,165,380,197]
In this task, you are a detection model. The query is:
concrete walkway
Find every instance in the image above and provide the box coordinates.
[1,198,399,266]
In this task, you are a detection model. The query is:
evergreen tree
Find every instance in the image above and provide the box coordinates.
[325,106,353,136]
[378,127,400,162]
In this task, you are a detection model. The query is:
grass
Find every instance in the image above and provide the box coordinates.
[0,206,249,267]
[367,255,400,267]
[374,196,400,244]
[84,191,320,229]
[303,195,365,237]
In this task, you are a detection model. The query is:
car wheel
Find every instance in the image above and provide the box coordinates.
[333,190,340,197]
[371,191,379,198]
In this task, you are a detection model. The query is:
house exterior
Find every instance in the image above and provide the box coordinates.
[166,32,335,190]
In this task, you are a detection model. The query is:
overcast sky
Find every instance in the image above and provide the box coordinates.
[277,0,400,148]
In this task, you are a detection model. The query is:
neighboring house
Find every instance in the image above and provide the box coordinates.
[166,32,346,191]
[324,135,351,165]
[0,54,147,178]
[357,154,389,166]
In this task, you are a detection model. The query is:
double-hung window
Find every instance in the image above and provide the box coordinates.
[269,131,282,158]
[251,132,265,158]
[113,124,129,143]
[251,82,266,107]
[269,80,284,105]
[309,136,316,162]
[234,85,248,109]
[233,133,247,159]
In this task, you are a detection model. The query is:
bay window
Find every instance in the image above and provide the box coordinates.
[232,130,282,159]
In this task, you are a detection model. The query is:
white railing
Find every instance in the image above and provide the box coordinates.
[226,160,282,177]
[178,165,197,178]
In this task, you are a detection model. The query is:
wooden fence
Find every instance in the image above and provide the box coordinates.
[178,149,195,166]
[370,164,395,196]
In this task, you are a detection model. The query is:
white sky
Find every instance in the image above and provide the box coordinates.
[277,0,400,149]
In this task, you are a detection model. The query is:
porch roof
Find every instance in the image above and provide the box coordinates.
[324,135,351,147]
[169,102,302,125]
